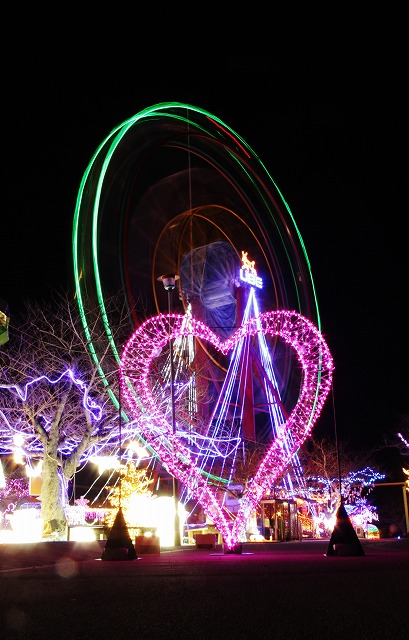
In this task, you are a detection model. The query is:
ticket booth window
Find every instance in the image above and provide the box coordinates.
[260,499,299,541]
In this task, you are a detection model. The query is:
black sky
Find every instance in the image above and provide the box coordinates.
[5,34,408,479]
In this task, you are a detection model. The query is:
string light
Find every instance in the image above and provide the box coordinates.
[120,309,333,549]
[0,370,151,465]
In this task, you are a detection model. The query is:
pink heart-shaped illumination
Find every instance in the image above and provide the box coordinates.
[120,310,333,548]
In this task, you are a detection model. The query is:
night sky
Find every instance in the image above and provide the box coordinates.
[5,38,407,481]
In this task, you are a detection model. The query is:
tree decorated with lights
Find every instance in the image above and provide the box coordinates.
[299,435,385,533]
[0,292,137,539]
[104,461,154,535]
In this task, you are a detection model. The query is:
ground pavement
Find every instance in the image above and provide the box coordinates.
[1,538,408,640]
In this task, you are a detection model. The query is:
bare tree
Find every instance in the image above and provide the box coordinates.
[230,440,270,496]
[389,413,409,464]
[299,435,383,517]
[0,290,134,539]
[376,411,409,484]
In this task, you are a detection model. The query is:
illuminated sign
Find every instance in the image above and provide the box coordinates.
[240,251,262,289]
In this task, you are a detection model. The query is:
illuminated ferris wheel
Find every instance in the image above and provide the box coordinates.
[73,103,333,546]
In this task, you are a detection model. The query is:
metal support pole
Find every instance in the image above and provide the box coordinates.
[403,485,409,535]
[158,274,181,547]
[168,290,181,546]
[331,384,343,503]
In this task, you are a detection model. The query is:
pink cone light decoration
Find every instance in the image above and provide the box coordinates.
[120,310,333,549]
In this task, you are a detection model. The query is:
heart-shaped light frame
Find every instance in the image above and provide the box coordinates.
[120,310,333,548]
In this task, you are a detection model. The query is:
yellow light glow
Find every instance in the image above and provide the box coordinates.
[90,456,121,474]
[13,433,25,448]
[241,250,257,273]
[126,441,149,458]
[68,526,97,542]
[0,460,5,489]
[26,460,43,477]
[126,495,186,547]
[13,449,25,464]
[4,508,42,543]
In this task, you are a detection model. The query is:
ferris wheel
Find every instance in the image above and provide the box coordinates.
[72,103,333,547]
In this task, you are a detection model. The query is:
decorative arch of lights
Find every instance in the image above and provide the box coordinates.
[120,309,333,549]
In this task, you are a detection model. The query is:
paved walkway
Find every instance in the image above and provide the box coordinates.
[1,538,408,639]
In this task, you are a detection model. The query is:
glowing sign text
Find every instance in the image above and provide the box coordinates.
[240,251,263,289]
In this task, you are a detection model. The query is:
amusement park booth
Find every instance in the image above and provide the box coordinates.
[260,499,301,541]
